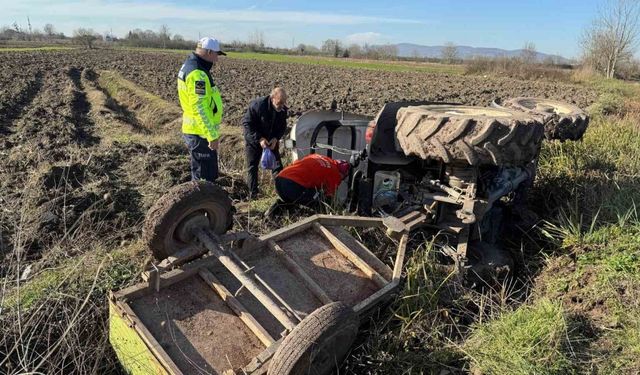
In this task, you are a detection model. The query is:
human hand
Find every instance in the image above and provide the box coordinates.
[260,138,269,149]
[208,139,219,151]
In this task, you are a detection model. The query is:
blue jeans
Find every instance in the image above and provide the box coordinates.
[183,134,218,182]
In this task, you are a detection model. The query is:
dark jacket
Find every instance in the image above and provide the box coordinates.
[242,95,288,145]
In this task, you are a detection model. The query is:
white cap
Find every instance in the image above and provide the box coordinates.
[197,37,226,55]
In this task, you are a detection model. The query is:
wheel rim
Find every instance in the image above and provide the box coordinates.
[516,99,576,116]
[162,202,227,256]
[415,105,516,117]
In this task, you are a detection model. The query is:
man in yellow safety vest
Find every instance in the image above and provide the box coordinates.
[177,37,226,181]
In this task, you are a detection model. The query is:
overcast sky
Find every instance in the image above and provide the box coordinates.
[0,0,603,58]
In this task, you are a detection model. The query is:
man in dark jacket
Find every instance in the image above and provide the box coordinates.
[242,87,288,197]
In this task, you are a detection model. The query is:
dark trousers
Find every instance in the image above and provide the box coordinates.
[275,176,318,205]
[183,134,218,182]
[246,143,283,195]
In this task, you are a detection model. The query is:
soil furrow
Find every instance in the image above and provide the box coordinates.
[0,72,43,137]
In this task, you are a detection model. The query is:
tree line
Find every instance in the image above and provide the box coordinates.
[3,1,639,80]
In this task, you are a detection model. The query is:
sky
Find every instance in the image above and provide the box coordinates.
[0,0,603,59]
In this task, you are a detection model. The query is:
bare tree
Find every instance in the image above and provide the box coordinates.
[248,30,265,50]
[521,41,537,63]
[348,43,363,58]
[441,42,459,64]
[158,24,170,49]
[43,23,55,38]
[321,39,342,57]
[72,28,99,49]
[377,44,398,60]
[581,0,640,78]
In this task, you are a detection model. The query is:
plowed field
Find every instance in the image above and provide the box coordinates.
[0,48,597,374]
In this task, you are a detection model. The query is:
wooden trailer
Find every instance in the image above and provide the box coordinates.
[109,205,423,375]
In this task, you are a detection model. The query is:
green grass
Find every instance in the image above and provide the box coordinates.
[1,44,463,74]
[0,46,74,52]
[536,215,640,374]
[117,46,464,74]
[225,51,464,74]
[2,242,145,311]
[463,299,573,375]
[525,77,640,373]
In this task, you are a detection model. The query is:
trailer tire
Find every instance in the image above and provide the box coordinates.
[269,302,359,375]
[143,181,233,260]
[396,105,544,166]
[502,97,589,141]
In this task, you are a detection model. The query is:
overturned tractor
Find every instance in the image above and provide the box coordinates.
[285,97,589,278]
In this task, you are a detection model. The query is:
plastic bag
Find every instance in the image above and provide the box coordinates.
[260,148,278,170]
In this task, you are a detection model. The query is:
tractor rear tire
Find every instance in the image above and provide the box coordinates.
[142,181,233,260]
[502,97,589,141]
[396,105,544,166]
[268,302,359,375]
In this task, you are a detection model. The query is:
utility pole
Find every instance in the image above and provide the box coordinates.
[27,16,32,41]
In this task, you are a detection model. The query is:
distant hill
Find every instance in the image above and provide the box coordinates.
[394,43,573,64]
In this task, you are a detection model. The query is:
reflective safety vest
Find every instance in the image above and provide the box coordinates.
[177,53,224,141]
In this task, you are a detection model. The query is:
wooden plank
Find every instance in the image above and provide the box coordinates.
[317,215,384,228]
[393,234,409,282]
[267,240,333,305]
[258,215,320,244]
[328,227,393,281]
[112,282,152,301]
[152,255,227,291]
[141,245,209,283]
[353,280,399,314]
[115,301,184,375]
[313,222,388,288]
[405,214,427,230]
[109,301,170,374]
[198,269,276,347]
[399,210,422,223]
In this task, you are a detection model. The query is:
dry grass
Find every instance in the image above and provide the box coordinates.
[465,56,573,82]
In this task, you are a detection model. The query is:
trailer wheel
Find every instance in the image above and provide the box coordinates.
[142,181,233,260]
[268,302,359,375]
[396,105,544,166]
[502,97,589,141]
